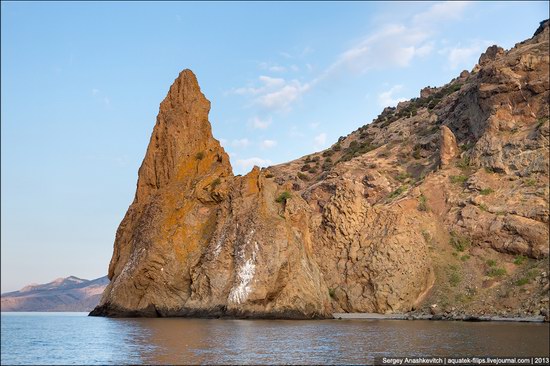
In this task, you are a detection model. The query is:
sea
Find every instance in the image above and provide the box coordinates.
[1,312,549,365]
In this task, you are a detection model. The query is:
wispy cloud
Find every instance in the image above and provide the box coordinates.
[313,132,328,149]
[378,85,407,108]
[412,1,470,26]
[259,62,287,73]
[257,79,310,111]
[260,139,277,149]
[231,138,250,148]
[91,88,111,107]
[250,116,272,129]
[234,157,272,173]
[443,39,493,69]
[234,76,311,112]
[232,2,473,116]
[324,1,471,76]
[289,125,304,138]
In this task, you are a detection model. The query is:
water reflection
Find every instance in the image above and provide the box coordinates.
[2,313,548,365]
[121,318,550,365]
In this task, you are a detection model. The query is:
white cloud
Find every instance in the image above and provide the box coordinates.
[327,24,429,74]
[269,65,286,73]
[324,2,470,76]
[250,116,272,129]
[232,2,472,114]
[446,40,493,69]
[289,125,304,138]
[378,85,407,108]
[309,122,320,130]
[259,76,285,88]
[256,79,310,111]
[260,139,277,149]
[416,42,434,57]
[91,88,99,96]
[314,132,327,148]
[412,1,470,26]
[235,76,311,112]
[231,138,250,148]
[234,157,273,174]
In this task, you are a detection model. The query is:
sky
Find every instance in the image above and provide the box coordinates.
[1,1,548,293]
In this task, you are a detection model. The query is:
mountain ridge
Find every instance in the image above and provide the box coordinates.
[1,276,109,312]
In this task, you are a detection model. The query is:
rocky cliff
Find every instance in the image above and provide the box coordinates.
[2,276,108,312]
[91,21,550,319]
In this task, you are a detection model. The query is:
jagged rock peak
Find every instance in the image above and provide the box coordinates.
[135,69,232,199]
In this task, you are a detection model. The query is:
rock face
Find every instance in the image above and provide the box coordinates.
[439,126,459,167]
[2,276,108,312]
[92,21,550,319]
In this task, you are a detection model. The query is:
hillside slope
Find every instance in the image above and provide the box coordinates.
[1,276,109,312]
[91,20,549,320]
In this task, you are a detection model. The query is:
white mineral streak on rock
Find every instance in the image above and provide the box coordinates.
[213,231,226,258]
[228,229,258,304]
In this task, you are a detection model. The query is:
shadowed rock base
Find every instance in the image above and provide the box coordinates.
[89,303,328,319]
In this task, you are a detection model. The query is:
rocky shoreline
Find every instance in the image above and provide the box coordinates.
[333,312,548,322]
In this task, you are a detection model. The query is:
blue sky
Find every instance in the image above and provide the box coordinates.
[1,1,547,292]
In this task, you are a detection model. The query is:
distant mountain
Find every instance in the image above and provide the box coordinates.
[1,276,109,312]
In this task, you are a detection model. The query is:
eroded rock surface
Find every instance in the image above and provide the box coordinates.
[92,21,550,319]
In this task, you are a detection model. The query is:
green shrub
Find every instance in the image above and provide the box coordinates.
[524,178,537,187]
[297,172,309,181]
[513,255,526,265]
[449,271,461,287]
[450,175,468,184]
[484,167,496,174]
[456,156,470,169]
[515,278,529,286]
[460,254,470,261]
[486,259,497,267]
[421,230,436,248]
[450,231,471,252]
[332,143,342,152]
[311,156,320,162]
[487,267,507,277]
[210,178,221,189]
[418,194,428,211]
[479,188,494,195]
[461,142,474,151]
[388,186,406,199]
[322,150,334,157]
[308,167,318,174]
[195,151,205,160]
[301,164,311,172]
[396,172,411,182]
[412,145,422,159]
[328,288,336,298]
[478,203,489,212]
[275,191,291,204]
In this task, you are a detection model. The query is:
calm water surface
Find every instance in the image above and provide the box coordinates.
[1,312,549,365]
